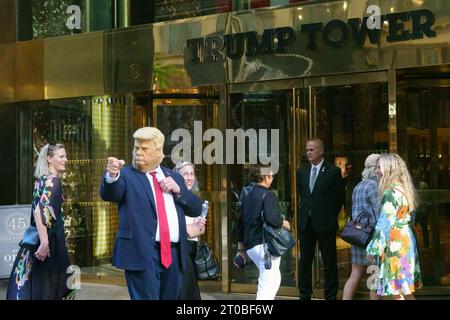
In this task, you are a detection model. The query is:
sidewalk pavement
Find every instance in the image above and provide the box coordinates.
[0,278,295,300]
[3,279,449,300]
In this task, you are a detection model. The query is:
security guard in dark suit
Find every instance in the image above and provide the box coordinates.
[296,138,345,300]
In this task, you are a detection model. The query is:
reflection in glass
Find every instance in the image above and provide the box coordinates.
[309,82,388,293]
[155,97,219,254]
[228,91,295,288]
[397,71,450,288]
[30,96,131,268]
[18,0,114,40]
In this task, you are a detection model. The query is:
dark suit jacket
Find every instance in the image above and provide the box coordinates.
[297,162,345,233]
[99,165,203,271]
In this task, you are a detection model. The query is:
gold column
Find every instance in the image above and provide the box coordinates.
[219,84,229,293]
[118,0,130,28]
[388,69,398,153]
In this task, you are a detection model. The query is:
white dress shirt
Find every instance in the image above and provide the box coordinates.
[147,166,180,243]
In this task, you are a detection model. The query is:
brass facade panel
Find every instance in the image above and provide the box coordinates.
[43,33,105,99]
[163,0,450,88]
[15,40,45,101]
[0,44,14,103]
[303,71,388,87]
[104,27,154,94]
[1,0,450,101]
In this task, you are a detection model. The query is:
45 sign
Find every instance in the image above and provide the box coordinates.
[6,214,28,236]
[0,205,32,278]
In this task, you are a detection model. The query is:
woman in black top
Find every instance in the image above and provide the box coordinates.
[237,165,290,300]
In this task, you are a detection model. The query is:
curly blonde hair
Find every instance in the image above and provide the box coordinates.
[378,153,418,211]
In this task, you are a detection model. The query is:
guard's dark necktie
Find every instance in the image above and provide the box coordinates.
[150,171,172,268]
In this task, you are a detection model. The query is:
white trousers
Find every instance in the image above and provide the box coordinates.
[247,244,281,300]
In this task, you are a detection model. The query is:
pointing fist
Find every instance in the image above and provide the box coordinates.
[107,157,125,178]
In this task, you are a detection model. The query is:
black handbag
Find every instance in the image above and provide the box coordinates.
[263,223,296,257]
[341,211,376,248]
[194,243,220,280]
[261,192,295,258]
[20,224,40,248]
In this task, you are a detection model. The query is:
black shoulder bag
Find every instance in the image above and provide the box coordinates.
[195,242,221,280]
[261,192,296,266]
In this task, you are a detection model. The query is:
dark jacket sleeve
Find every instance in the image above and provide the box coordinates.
[296,167,303,200]
[237,200,245,243]
[99,171,126,203]
[263,191,283,228]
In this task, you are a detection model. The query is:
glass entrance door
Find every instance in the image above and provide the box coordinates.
[228,82,303,295]
[299,73,389,298]
[228,73,389,297]
[151,90,222,272]
[397,67,450,294]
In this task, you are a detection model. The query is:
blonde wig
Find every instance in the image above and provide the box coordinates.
[378,153,418,211]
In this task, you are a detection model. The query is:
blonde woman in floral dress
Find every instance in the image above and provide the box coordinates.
[366,153,422,300]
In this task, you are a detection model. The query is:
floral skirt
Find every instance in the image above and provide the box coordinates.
[6,246,75,300]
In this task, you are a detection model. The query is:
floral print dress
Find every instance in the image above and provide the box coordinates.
[366,186,422,296]
[6,175,74,300]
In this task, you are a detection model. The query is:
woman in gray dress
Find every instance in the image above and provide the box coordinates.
[342,154,381,300]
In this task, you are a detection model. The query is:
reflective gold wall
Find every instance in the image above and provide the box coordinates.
[0,0,449,103]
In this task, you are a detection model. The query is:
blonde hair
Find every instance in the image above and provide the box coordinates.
[133,127,165,150]
[378,153,418,211]
[34,143,65,179]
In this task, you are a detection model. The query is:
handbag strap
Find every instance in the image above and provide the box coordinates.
[200,245,211,276]
[354,211,377,227]
[259,191,268,254]
[349,209,377,223]
[199,244,219,278]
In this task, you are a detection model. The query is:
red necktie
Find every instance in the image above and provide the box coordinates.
[150,171,172,268]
